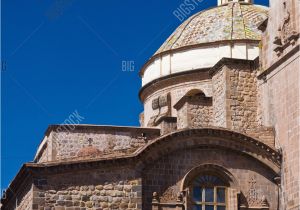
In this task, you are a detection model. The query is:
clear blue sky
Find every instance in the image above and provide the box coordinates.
[1,0,269,190]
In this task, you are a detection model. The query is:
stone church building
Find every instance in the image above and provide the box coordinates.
[1,0,299,209]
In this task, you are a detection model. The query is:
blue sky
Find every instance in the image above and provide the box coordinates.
[1,0,269,190]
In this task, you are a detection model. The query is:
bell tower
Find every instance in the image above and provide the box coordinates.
[218,0,253,6]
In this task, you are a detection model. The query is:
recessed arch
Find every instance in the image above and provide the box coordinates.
[135,128,281,175]
[174,88,212,110]
[185,89,206,97]
[182,88,211,98]
[180,164,239,191]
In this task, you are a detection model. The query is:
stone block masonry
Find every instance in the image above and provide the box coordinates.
[209,58,276,148]
[211,60,260,132]
[32,168,142,210]
[212,67,227,128]
[142,148,279,210]
[34,125,160,163]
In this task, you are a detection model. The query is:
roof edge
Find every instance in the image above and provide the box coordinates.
[209,57,260,76]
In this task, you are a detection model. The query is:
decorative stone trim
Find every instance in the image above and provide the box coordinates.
[151,191,184,210]
[180,164,239,191]
[137,128,281,174]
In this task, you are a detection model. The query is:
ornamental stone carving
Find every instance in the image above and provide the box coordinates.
[159,186,180,203]
[152,94,169,110]
[246,177,269,208]
[273,1,299,56]
[148,93,171,127]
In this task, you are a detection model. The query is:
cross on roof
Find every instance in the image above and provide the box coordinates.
[88,138,93,146]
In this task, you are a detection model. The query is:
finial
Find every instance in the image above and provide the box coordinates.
[261,195,269,207]
[152,192,159,203]
[177,192,183,202]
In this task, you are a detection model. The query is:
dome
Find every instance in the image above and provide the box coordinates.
[140,2,268,87]
[155,3,268,56]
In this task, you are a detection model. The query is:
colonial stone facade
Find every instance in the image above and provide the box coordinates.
[1,0,299,210]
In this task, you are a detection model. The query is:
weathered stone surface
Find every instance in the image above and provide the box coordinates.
[2,1,298,210]
[26,168,140,210]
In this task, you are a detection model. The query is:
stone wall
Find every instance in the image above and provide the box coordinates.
[260,0,299,71]
[176,94,213,129]
[212,68,227,127]
[259,0,300,209]
[52,131,145,161]
[210,60,275,147]
[177,103,188,130]
[187,95,213,128]
[18,185,33,210]
[212,61,260,131]
[141,71,212,127]
[3,182,33,210]
[2,128,281,210]
[259,50,300,209]
[226,64,259,132]
[142,147,279,210]
[35,126,160,163]
[32,168,142,210]
[34,135,52,163]
[38,147,48,163]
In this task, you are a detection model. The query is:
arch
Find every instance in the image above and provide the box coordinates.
[185,89,205,97]
[135,128,281,175]
[182,88,211,98]
[180,164,239,191]
[174,88,212,110]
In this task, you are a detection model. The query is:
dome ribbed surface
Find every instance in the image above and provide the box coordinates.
[155,3,268,55]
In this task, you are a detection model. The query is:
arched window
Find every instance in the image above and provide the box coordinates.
[191,174,227,210]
